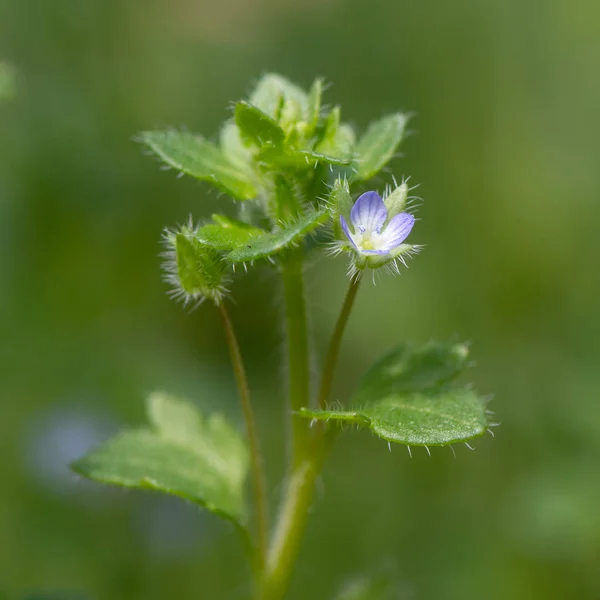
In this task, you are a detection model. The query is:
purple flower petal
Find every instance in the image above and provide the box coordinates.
[377,213,415,252]
[340,215,358,248]
[350,192,387,234]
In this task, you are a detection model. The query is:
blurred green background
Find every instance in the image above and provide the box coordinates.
[1,0,600,598]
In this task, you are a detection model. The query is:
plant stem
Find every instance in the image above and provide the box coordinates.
[317,274,362,409]
[281,250,311,465]
[263,273,363,600]
[219,302,269,574]
[262,434,327,600]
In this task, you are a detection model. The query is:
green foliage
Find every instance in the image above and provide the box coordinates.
[138,131,257,200]
[315,106,355,160]
[306,77,324,134]
[72,393,249,524]
[227,207,329,263]
[235,101,286,148]
[194,218,265,253]
[300,342,489,446]
[249,73,308,119]
[352,114,408,181]
[301,388,487,446]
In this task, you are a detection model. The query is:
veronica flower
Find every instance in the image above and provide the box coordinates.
[340,191,415,257]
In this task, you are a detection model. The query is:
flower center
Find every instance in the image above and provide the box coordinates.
[361,238,375,250]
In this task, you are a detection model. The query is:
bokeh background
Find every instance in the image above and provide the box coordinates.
[1,0,600,598]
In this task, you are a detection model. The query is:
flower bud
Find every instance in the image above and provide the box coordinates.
[384,181,409,219]
[163,226,229,306]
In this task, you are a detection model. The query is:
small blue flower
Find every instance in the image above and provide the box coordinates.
[340,191,415,256]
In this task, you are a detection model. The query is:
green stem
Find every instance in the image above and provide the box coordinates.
[262,436,326,600]
[281,250,311,465]
[263,274,363,600]
[219,302,269,575]
[317,274,362,409]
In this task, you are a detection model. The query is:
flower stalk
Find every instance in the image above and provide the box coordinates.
[218,302,269,575]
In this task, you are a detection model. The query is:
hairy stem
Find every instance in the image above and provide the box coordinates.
[317,274,362,409]
[219,302,269,575]
[263,273,363,600]
[281,250,311,465]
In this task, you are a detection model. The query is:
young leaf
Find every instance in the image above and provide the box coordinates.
[249,73,308,119]
[352,113,408,181]
[300,388,488,446]
[138,130,257,200]
[219,121,251,168]
[297,149,353,166]
[306,77,324,133]
[226,207,329,263]
[315,107,355,160]
[235,101,286,148]
[72,393,249,523]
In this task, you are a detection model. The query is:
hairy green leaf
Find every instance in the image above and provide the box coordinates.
[352,114,408,181]
[300,388,488,446]
[300,341,488,446]
[315,107,355,160]
[72,393,249,523]
[192,217,265,253]
[219,121,251,168]
[249,73,307,119]
[235,101,286,148]
[306,77,324,133]
[138,130,257,200]
[227,208,329,263]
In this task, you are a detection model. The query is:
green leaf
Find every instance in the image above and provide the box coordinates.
[235,101,286,148]
[300,388,488,446]
[219,121,251,168]
[138,130,257,200]
[306,77,324,132]
[297,149,353,166]
[249,73,307,119]
[72,392,249,523]
[300,342,489,446]
[353,341,470,405]
[315,106,355,160]
[227,207,329,263]
[352,113,408,181]
[194,220,265,252]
